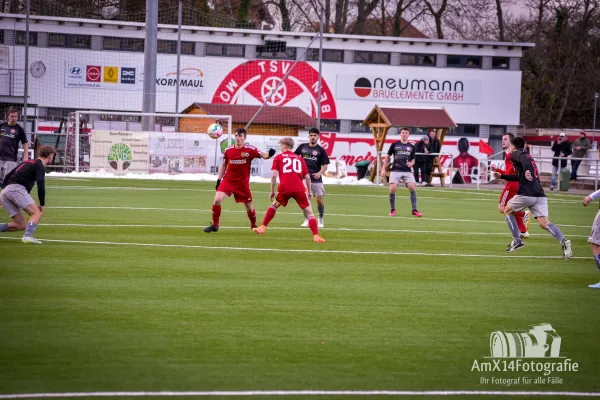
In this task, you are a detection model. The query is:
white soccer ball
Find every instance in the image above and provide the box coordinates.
[207,123,223,139]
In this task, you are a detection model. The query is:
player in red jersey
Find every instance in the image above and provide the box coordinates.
[252,137,326,243]
[204,128,275,233]
[490,132,531,238]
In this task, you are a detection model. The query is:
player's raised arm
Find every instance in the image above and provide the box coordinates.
[260,148,276,160]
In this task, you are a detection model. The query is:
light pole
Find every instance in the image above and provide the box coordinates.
[594,92,599,147]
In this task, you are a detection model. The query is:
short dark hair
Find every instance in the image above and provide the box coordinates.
[38,145,56,158]
[511,136,525,150]
[399,127,410,133]
[235,128,247,137]
[7,107,18,116]
[503,132,515,140]
[309,127,320,135]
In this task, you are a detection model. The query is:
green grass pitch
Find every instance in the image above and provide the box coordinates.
[1,177,599,397]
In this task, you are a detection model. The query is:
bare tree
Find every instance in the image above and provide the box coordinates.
[422,0,448,39]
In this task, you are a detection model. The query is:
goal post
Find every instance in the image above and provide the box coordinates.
[69,111,232,174]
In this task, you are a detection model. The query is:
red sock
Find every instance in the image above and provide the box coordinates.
[515,211,526,233]
[308,216,318,235]
[247,209,257,227]
[262,206,277,227]
[211,205,221,227]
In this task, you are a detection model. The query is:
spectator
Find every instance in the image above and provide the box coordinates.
[414,135,431,185]
[550,133,572,191]
[427,129,441,186]
[0,107,28,187]
[570,131,591,181]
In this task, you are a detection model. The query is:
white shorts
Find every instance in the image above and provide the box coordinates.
[588,209,600,245]
[389,171,415,186]
[508,195,548,218]
[0,184,35,217]
[311,182,325,197]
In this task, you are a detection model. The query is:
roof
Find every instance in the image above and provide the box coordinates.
[186,103,316,126]
[363,105,457,128]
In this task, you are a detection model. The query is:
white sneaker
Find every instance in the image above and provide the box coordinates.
[300,220,308,227]
[562,239,572,260]
[589,282,600,289]
[520,231,530,239]
[318,218,324,228]
[22,236,42,244]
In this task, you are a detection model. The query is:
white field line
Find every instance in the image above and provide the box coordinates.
[46,186,583,203]
[0,390,599,398]
[39,223,591,238]
[0,236,588,259]
[46,206,592,229]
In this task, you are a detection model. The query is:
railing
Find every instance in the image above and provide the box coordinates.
[377,151,456,187]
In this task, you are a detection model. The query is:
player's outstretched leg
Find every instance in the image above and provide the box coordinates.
[539,217,571,260]
[407,182,423,217]
[253,205,278,235]
[245,202,257,229]
[589,244,600,289]
[301,206,325,242]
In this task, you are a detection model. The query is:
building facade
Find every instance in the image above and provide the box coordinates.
[0,12,532,147]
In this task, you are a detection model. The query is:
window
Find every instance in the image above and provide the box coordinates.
[319,119,340,132]
[492,56,509,70]
[206,43,244,57]
[45,107,73,121]
[48,33,91,49]
[400,53,436,66]
[15,31,37,46]
[306,49,344,63]
[354,51,390,65]
[256,45,295,60]
[157,40,194,55]
[449,124,480,137]
[103,37,144,52]
[351,120,371,133]
[446,55,482,68]
[99,112,140,122]
[0,31,4,44]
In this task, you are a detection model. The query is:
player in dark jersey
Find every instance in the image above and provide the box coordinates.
[493,137,571,259]
[381,127,422,217]
[0,107,29,187]
[204,128,275,233]
[253,137,325,243]
[0,145,55,244]
[583,189,600,288]
[294,128,330,228]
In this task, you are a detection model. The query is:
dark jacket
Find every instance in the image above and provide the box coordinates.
[551,140,572,168]
[428,137,441,155]
[414,140,431,164]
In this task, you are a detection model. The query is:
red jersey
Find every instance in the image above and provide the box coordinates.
[452,153,479,183]
[272,151,309,193]
[495,151,516,175]
[222,144,261,185]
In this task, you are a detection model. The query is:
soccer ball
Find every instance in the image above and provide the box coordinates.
[207,123,223,139]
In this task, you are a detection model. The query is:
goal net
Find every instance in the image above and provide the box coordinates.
[66,111,233,176]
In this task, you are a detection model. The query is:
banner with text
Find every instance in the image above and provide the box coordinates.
[90,130,150,174]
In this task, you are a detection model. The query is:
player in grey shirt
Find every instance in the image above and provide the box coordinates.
[381,127,423,217]
[295,128,330,228]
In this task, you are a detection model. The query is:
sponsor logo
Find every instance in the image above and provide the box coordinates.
[338,74,481,104]
[156,68,204,91]
[354,77,372,97]
[121,67,136,84]
[107,143,133,171]
[104,66,119,83]
[70,66,83,76]
[86,65,101,82]
[241,152,250,157]
[312,150,318,156]
[213,60,337,119]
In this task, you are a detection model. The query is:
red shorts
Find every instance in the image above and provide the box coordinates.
[218,181,252,204]
[499,184,518,207]
[276,191,310,209]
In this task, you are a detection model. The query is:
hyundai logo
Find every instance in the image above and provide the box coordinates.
[70,67,82,75]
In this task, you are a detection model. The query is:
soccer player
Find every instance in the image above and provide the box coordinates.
[0,145,55,244]
[381,127,422,217]
[295,127,329,228]
[253,137,325,243]
[582,190,600,288]
[203,128,275,233]
[490,132,531,238]
[493,137,571,259]
[0,108,29,187]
